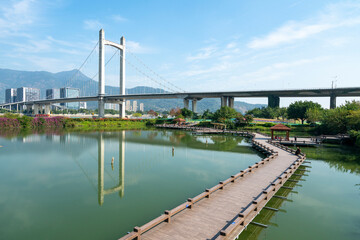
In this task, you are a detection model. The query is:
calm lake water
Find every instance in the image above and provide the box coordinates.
[0,130,359,240]
[239,143,360,240]
[0,130,262,240]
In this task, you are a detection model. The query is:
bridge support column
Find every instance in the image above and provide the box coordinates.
[98,29,105,118]
[98,98,105,118]
[192,100,197,113]
[268,95,280,108]
[221,96,228,108]
[330,95,336,109]
[119,36,126,118]
[44,104,51,115]
[183,99,189,109]
[228,97,234,108]
[33,104,40,115]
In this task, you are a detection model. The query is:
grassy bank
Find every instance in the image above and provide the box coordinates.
[0,113,152,131]
[67,118,150,130]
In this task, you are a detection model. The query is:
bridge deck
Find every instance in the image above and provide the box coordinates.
[119,132,304,240]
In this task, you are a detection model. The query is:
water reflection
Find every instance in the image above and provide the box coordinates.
[97,131,125,206]
[0,129,260,207]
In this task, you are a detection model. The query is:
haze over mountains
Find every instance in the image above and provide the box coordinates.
[0,68,265,113]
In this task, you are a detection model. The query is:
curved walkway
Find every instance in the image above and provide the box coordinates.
[120,132,305,240]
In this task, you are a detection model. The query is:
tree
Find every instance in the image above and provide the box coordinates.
[202,109,214,119]
[147,109,158,117]
[181,108,194,118]
[341,100,360,111]
[235,113,253,127]
[276,107,288,120]
[132,112,142,117]
[247,107,277,119]
[169,108,181,116]
[213,106,238,122]
[320,108,349,134]
[246,108,263,117]
[305,108,323,124]
[287,101,322,124]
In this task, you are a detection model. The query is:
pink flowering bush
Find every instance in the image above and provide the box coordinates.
[0,118,21,128]
[31,116,66,128]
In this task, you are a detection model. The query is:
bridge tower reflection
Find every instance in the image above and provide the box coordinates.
[98,131,125,206]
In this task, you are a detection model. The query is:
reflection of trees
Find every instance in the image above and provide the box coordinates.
[147,131,159,140]
[131,130,142,137]
[169,131,188,145]
[0,128,66,139]
[209,135,240,151]
[302,144,360,175]
[238,175,301,239]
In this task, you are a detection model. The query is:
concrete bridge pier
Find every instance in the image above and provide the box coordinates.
[33,104,40,115]
[228,97,234,108]
[98,98,105,118]
[192,100,198,113]
[330,94,336,109]
[221,96,228,107]
[183,99,189,109]
[44,104,51,115]
[268,95,280,108]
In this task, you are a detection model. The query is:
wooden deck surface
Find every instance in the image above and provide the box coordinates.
[120,133,303,240]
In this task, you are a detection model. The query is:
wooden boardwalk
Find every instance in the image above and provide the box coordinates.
[119,130,306,240]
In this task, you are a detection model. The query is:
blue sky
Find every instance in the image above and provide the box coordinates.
[1,0,360,107]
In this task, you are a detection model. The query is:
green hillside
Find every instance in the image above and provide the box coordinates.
[0,68,265,113]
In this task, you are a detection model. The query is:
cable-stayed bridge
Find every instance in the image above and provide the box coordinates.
[1,29,360,117]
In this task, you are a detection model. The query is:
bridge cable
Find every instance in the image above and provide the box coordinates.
[126,49,186,93]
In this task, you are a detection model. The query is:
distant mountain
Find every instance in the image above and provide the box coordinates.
[0,68,265,113]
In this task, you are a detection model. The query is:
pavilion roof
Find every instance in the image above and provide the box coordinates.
[270,123,291,131]
[174,118,185,122]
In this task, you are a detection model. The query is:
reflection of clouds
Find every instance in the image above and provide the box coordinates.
[0,186,36,231]
[183,167,212,182]
[196,136,214,144]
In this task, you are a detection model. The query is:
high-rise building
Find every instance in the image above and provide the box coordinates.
[133,101,138,112]
[60,87,80,109]
[125,100,131,111]
[5,88,17,103]
[140,103,144,112]
[16,87,40,102]
[105,103,119,110]
[46,88,60,99]
[46,88,61,109]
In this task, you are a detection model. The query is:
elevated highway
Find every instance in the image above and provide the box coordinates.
[1,87,360,114]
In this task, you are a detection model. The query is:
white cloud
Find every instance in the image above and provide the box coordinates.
[187,46,217,61]
[83,19,103,30]
[243,57,328,81]
[0,0,37,37]
[127,40,153,54]
[248,1,360,49]
[248,22,333,49]
[111,14,127,22]
[226,42,236,49]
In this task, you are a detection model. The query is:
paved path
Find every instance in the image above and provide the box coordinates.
[120,133,301,240]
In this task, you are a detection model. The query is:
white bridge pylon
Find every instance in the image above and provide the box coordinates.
[98,29,125,118]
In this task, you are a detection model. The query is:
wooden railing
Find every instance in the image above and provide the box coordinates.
[215,155,305,238]
[119,133,281,240]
